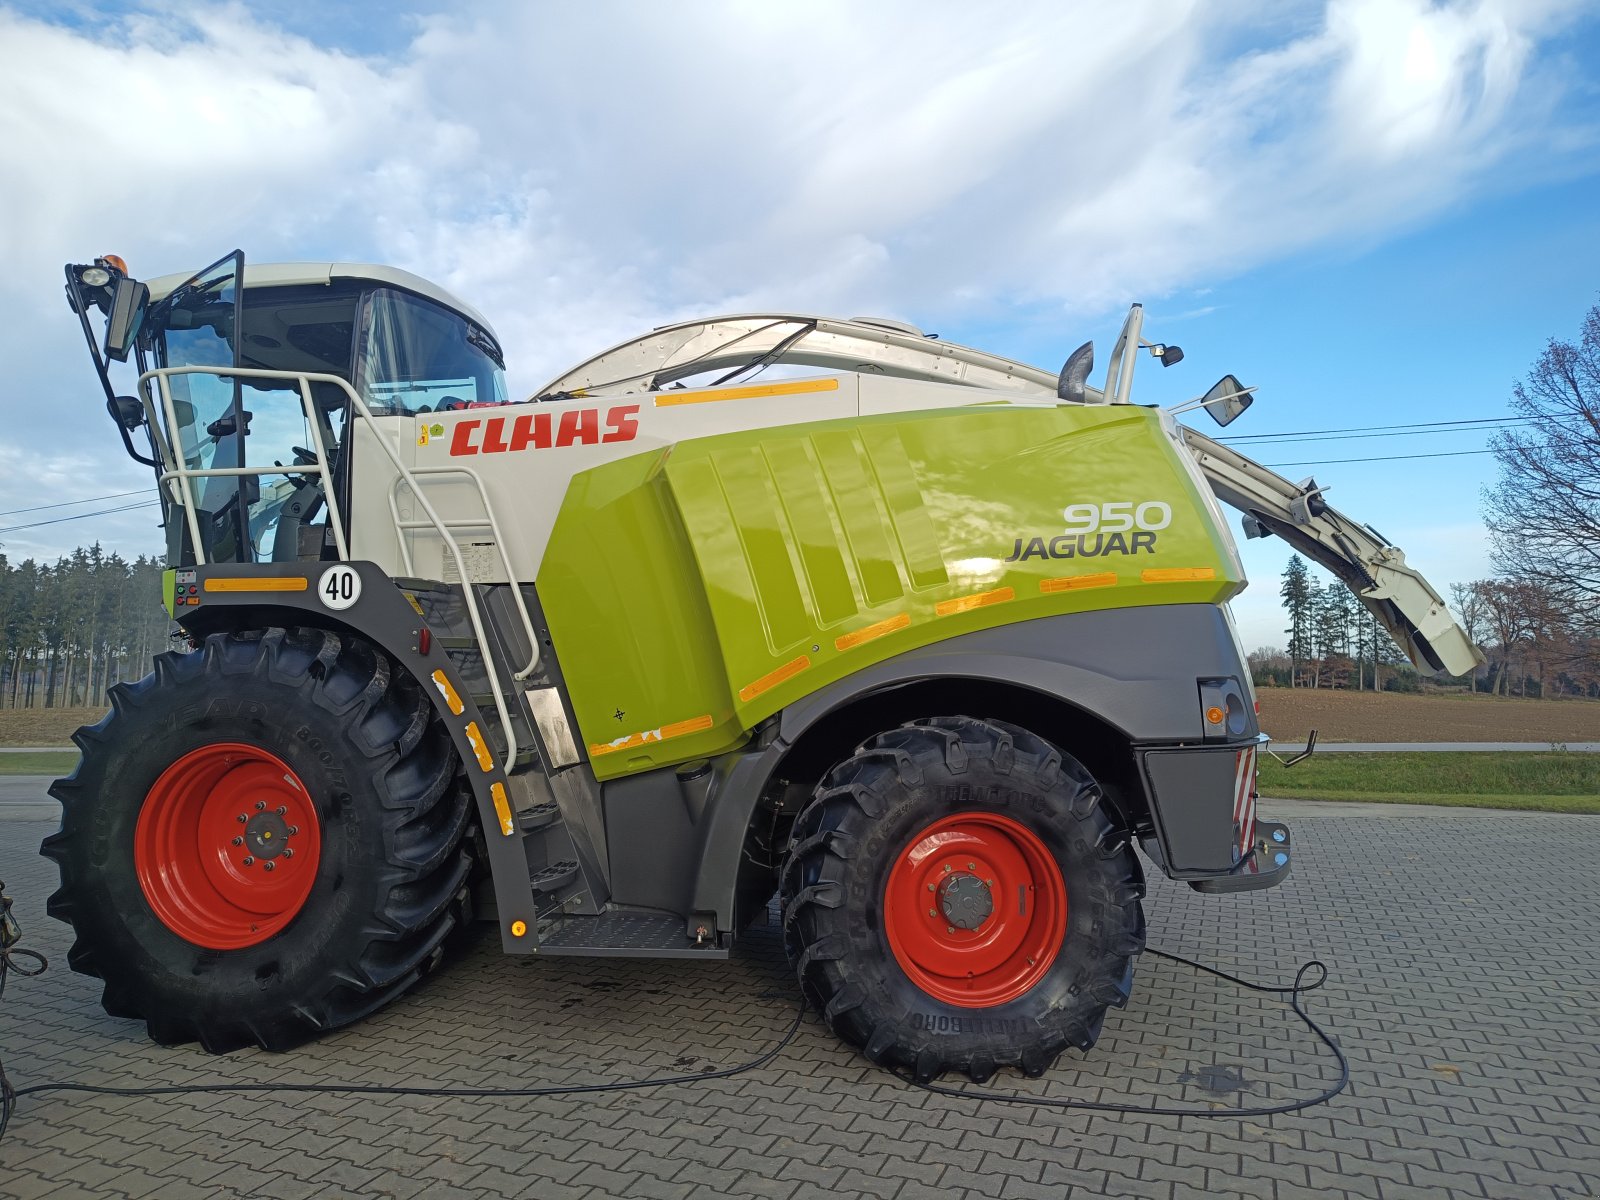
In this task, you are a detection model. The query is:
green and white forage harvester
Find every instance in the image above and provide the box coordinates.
[46,250,1479,1080]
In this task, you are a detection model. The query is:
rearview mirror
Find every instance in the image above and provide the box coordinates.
[1202,374,1253,427]
[104,276,149,362]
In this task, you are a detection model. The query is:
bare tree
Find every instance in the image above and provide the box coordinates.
[1449,581,1488,691]
[1483,302,1600,620]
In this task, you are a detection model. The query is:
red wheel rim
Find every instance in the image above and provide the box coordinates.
[134,743,321,950]
[883,811,1066,1007]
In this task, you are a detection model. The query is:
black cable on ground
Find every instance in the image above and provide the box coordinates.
[903,948,1348,1118]
[0,940,48,1144]
[0,947,1346,1143]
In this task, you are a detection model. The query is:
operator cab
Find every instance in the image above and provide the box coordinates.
[64,249,507,567]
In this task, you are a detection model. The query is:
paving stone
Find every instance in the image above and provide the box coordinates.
[1,806,1597,1200]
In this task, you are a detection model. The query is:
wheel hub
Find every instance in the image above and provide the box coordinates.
[938,873,993,930]
[243,810,292,861]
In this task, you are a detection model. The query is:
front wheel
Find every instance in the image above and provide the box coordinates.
[41,627,474,1052]
[780,716,1145,1082]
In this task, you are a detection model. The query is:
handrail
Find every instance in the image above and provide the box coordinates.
[388,466,541,679]
[138,364,530,773]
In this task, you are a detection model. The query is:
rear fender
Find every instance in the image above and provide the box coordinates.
[689,604,1259,927]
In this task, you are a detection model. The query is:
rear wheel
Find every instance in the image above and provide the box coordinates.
[780,716,1145,1082]
[41,626,473,1052]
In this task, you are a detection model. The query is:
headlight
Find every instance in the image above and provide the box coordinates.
[79,266,111,288]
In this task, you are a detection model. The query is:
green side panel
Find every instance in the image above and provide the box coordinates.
[539,404,1240,780]
[162,568,177,617]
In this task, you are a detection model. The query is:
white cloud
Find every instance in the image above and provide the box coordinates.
[0,0,1594,564]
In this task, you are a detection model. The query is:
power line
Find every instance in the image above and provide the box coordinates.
[1262,449,1496,467]
[0,490,149,520]
[1219,414,1544,443]
[1222,423,1523,446]
[0,502,161,536]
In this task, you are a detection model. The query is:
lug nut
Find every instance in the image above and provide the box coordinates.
[942,864,951,873]
[946,926,956,934]
[967,862,976,870]
[242,856,255,866]
[237,814,248,824]
[928,908,936,917]
[255,801,266,811]
[283,848,294,859]
[277,806,287,815]
[263,861,276,872]
[231,836,244,847]
[288,825,299,836]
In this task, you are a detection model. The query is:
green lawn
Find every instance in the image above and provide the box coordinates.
[1258,752,1600,814]
[0,751,79,776]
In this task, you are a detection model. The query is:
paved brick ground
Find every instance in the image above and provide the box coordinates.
[2,795,1597,1200]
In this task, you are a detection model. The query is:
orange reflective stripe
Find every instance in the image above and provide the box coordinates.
[739,654,812,702]
[654,378,839,407]
[835,613,911,651]
[935,586,1015,616]
[1141,567,1216,583]
[203,576,307,593]
[1039,572,1117,593]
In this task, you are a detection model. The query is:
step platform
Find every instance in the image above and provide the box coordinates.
[537,911,729,959]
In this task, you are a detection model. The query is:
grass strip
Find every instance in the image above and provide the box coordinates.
[1258,751,1600,814]
[0,751,80,776]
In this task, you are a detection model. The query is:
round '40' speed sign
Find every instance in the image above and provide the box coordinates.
[318,564,362,611]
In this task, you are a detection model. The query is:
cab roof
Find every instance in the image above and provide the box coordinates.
[143,262,499,341]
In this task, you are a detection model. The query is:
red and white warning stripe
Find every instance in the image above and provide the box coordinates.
[1233,745,1258,860]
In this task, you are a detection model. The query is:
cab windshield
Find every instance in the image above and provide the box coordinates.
[360,288,506,415]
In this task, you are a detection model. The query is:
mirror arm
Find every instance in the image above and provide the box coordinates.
[1266,729,1317,768]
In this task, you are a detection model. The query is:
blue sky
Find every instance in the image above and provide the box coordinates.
[1,0,1597,652]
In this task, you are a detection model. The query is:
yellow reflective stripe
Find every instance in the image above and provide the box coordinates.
[490,781,513,837]
[835,613,911,651]
[653,378,839,407]
[935,586,1015,616]
[203,576,307,593]
[589,713,715,758]
[661,714,715,739]
[431,669,464,716]
[738,654,812,702]
[1040,572,1118,593]
[463,721,494,772]
[1141,567,1216,583]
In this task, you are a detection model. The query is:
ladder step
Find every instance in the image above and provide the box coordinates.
[536,912,728,959]
[518,802,561,834]
[530,859,579,893]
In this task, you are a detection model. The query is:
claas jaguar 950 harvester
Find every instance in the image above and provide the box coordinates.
[45,250,1477,1082]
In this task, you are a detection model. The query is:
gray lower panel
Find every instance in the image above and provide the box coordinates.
[537,911,729,959]
[1140,743,1248,873]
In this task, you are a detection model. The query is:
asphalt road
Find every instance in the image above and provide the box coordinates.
[2,785,1597,1199]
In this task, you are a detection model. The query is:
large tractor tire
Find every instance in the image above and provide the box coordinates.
[780,716,1145,1082]
[41,626,474,1052]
